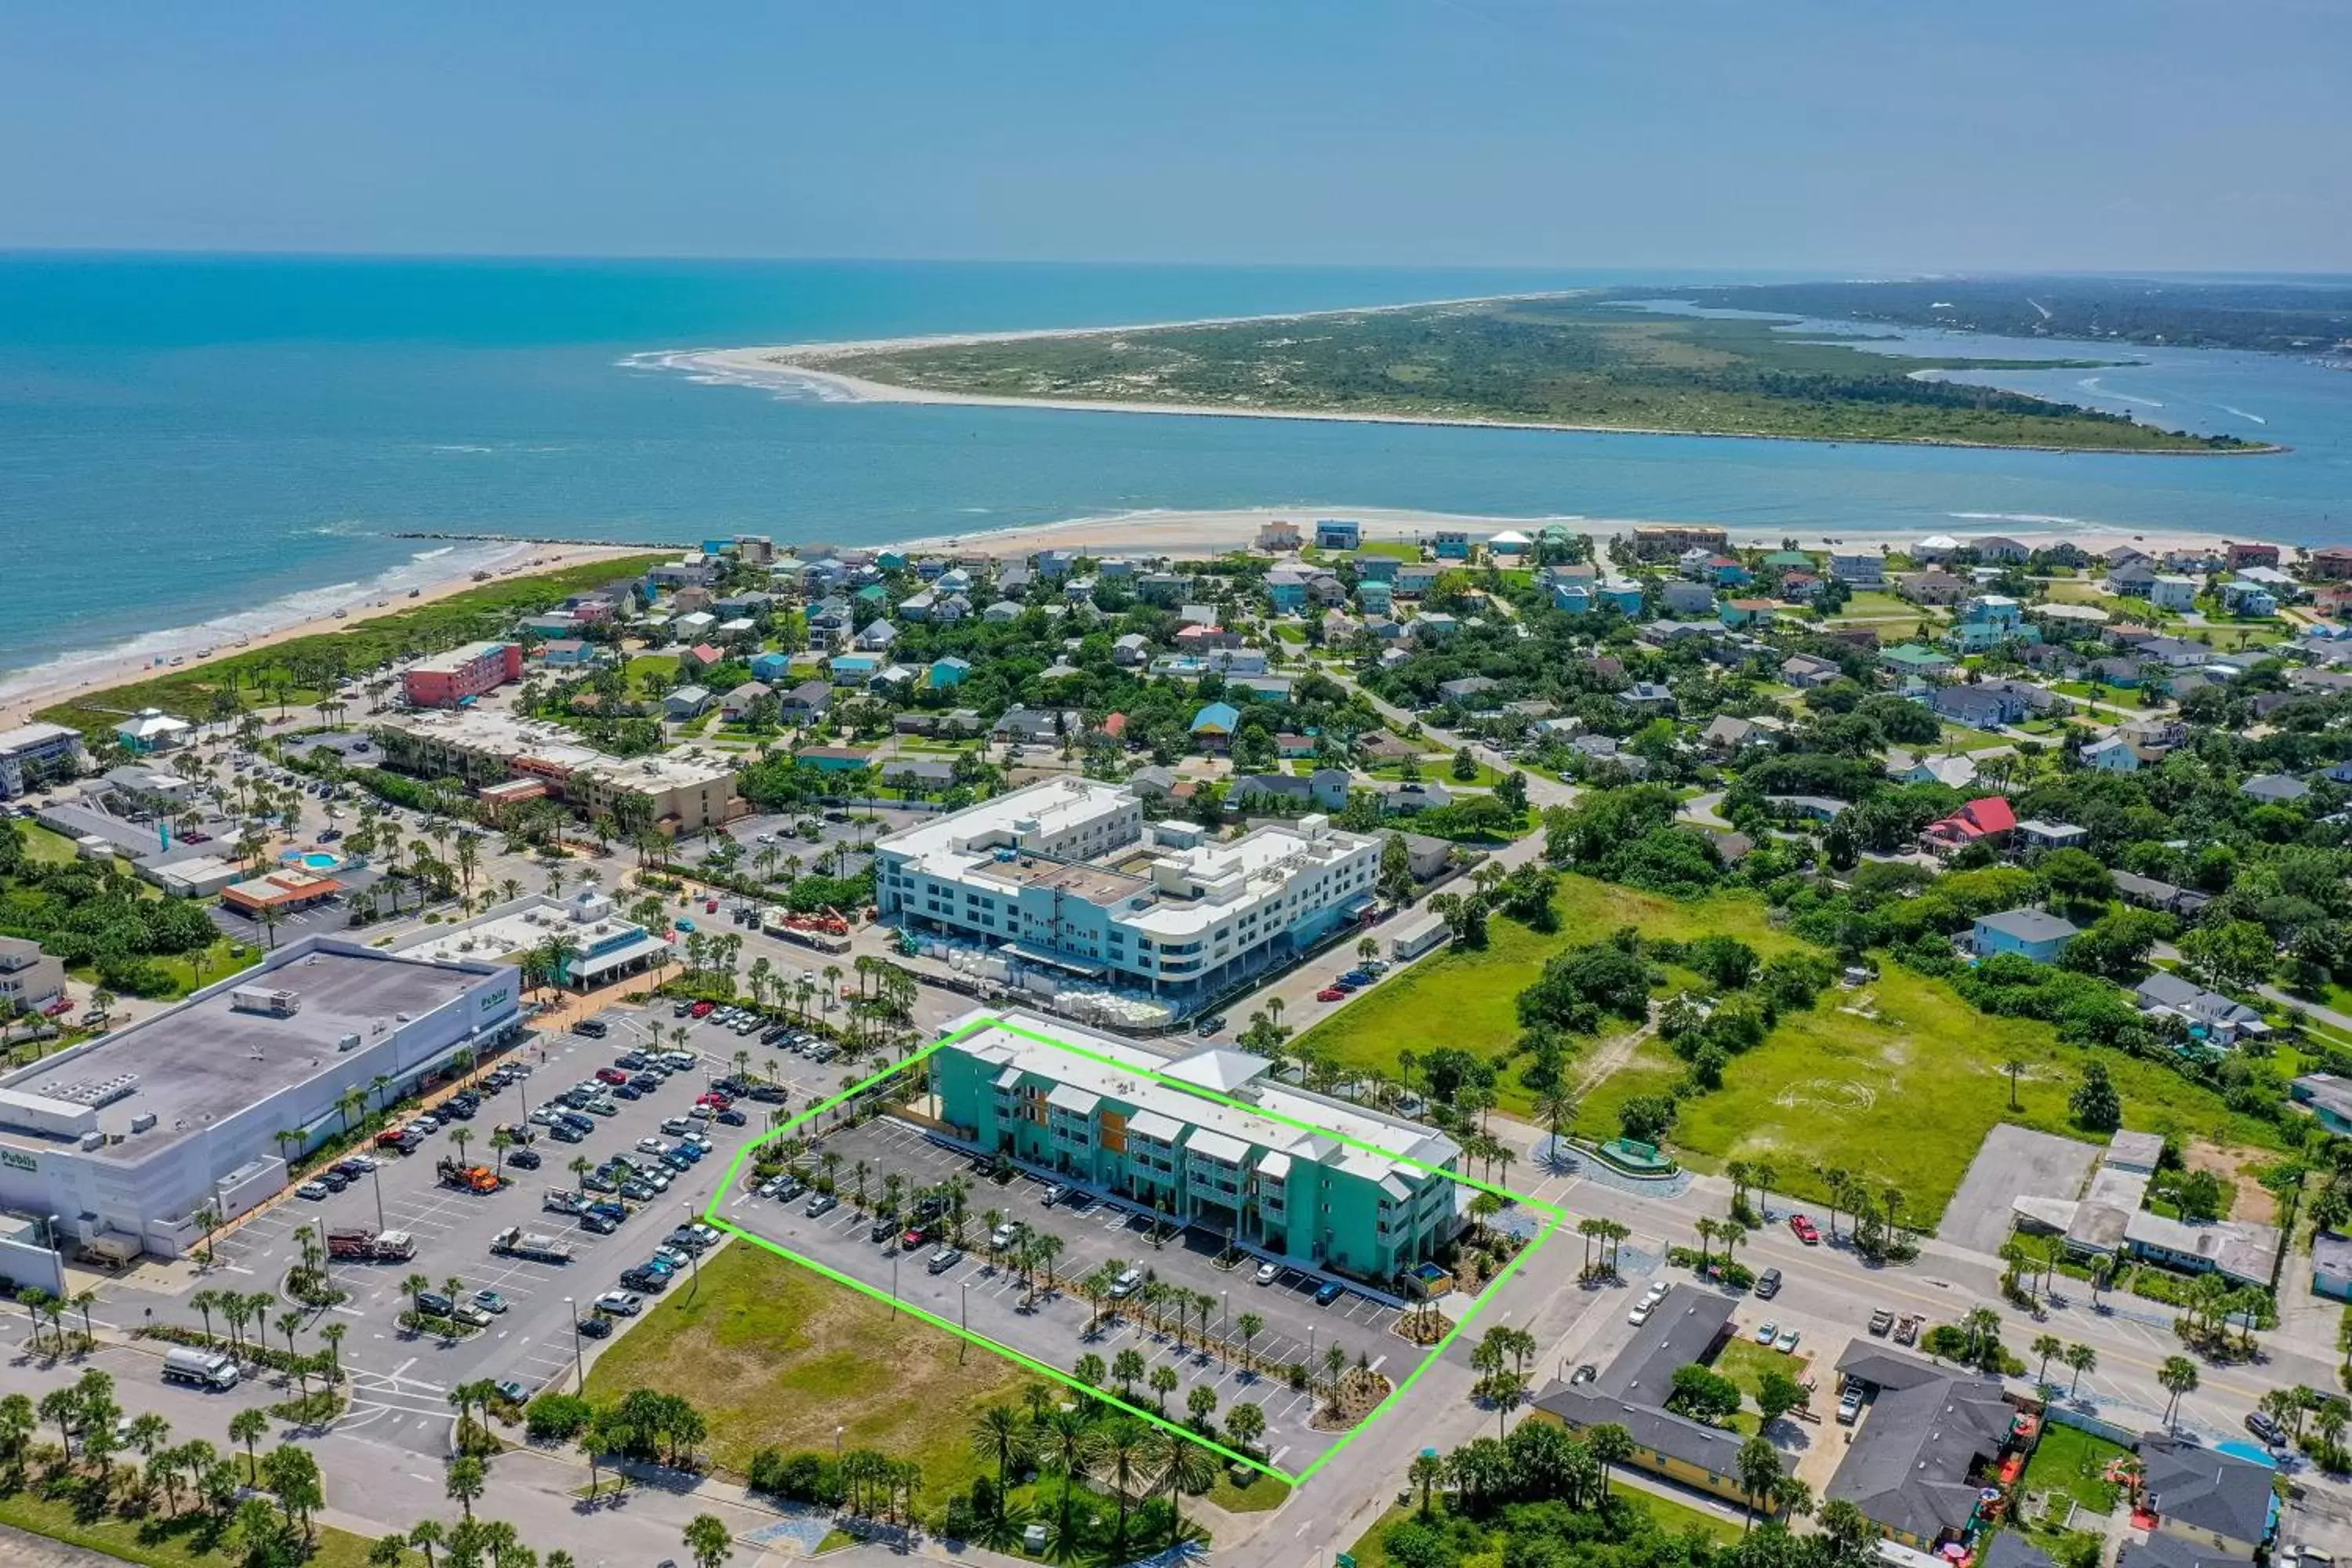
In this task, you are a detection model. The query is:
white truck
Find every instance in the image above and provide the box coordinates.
[490,1227,576,1264]
[161,1346,238,1390]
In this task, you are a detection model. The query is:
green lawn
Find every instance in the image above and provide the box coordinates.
[2018,1422,2129,1533]
[0,1485,385,1568]
[21,822,80,865]
[584,1240,1040,1509]
[1293,875,1796,1116]
[1938,723,2014,752]
[1711,1337,1813,1410]
[1345,1485,1740,1568]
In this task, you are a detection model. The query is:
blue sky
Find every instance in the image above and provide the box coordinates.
[4,0,2347,270]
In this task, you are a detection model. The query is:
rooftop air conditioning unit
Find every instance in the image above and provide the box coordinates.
[129,1112,158,1134]
[337,1032,362,1053]
[230,985,300,1018]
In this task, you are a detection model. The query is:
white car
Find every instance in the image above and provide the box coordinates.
[1774,1327,1802,1353]
[1627,1300,1655,1327]
[595,1291,644,1317]
[1254,1261,1281,1286]
[1109,1267,1144,1298]
[637,1137,667,1154]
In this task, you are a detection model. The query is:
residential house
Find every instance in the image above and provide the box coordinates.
[1921,796,2016,855]
[1432,529,1470,560]
[983,600,1025,624]
[0,936,67,1014]
[1780,653,1843,688]
[663,685,713,720]
[1137,572,1190,604]
[1661,581,1716,617]
[1232,768,1352,812]
[828,652,882,685]
[1618,681,1676,713]
[2313,1232,2352,1301]
[1719,598,1777,629]
[1831,553,1886,587]
[2105,545,2154,571]
[1971,908,2078,963]
[1825,1345,2016,1552]
[1529,1289,1748,1509]
[1699,715,1761,757]
[1880,644,1955,681]
[1265,568,1309,612]
[1929,684,2026,730]
[1701,556,1751,587]
[538,638,602,669]
[2015,820,2089,853]
[2111,871,2209,917]
[1913,534,1962,564]
[1255,520,1303,552]
[1973,536,2031,562]
[1314,519,1361,550]
[1393,564,1440,597]
[855,619,900,652]
[2134,1434,2274,1560]
[2151,575,2200,612]
[1889,752,1979,789]
[2225,542,2281,571]
[749,652,793,683]
[720,681,771,720]
[2304,546,2352,582]
[777,681,832,721]
[1778,571,1824,602]
[1356,579,1393,615]
[2107,559,2160,596]
[1765,795,1849,823]
[1437,676,1502,707]
[1898,570,1970,607]
[794,745,874,774]
[2220,580,2278,618]
[992,706,1075,746]
[1189,702,1242,750]
[2134,972,2266,1043]
[1413,612,1459,641]
[929,656,971,690]
[1354,554,1400,583]
[2293,1074,2352,1136]
[2241,773,2310,805]
[678,643,724,674]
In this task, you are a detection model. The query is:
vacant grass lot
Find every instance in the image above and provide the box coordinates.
[2017,1422,2129,1538]
[584,1240,1040,1508]
[1294,876,1798,1116]
[1294,875,2285,1224]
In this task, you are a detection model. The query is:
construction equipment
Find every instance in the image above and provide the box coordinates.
[436,1157,500,1194]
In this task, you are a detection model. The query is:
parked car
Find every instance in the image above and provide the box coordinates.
[473,1290,509,1316]
[595,1291,644,1317]
[2248,1410,2288,1446]
[927,1247,966,1275]
[1316,987,1347,1002]
[1313,1279,1346,1307]
[806,1192,837,1218]
[575,1314,613,1339]
[1788,1214,1821,1245]
[1755,1320,1779,1345]
[1836,1386,1864,1425]
[1628,1299,1655,1327]
[1755,1268,1783,1300]
[571,1019,608,1038]
[297,1180,331,1200]
[1254,1261,1281,1286]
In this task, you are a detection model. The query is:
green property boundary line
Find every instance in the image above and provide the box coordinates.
[702,1014,1564,1488]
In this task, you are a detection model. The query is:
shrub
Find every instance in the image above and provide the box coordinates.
[525,1392,593,1442]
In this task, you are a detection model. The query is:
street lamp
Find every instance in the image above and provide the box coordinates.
[681,1202,702,1292]
[835,1424,844,1460]
[564,1298,583,1388]
[960,1278,971,1364]
[368,1163,387,1235]
[890,1250,899,1318]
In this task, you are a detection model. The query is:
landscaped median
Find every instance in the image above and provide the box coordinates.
[696,1013,1566,1488]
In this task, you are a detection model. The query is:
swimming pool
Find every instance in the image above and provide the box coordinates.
[280,849,344,872]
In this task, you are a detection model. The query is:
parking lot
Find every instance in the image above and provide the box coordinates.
[134,1017,773,1454]
[728,1112,1406,1474]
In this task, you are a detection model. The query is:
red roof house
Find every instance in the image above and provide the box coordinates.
[1920,795,2017,855]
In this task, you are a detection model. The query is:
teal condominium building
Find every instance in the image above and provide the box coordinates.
[930,1009,1463,1285]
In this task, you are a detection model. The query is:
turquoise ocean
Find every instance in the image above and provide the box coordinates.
[2,253,2348,690]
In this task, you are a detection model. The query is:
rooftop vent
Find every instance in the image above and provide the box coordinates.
[337,1032,362,1053]
[230,985,300,1018]
[52,1074,140,1109]
[129,1112,158,1134]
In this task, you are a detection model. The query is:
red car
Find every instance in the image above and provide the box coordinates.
[689,1000,716,1018]
[901,1223,931,1248]
[1789,1214,1820,1245]
[594,1067,629,1086]
[697,1091,732,1110]
[1316,987,1347,1002]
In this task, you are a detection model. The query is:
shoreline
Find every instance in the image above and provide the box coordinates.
[662,297,2286,458]
[0,541,647,732]
[4,503,2273,736]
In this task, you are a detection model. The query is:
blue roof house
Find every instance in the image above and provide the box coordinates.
[1554,583,1592,614]
[1190,702,1242,750]
[749,652,793,683]
[929,656,971,689]
[1973,909,2080,964]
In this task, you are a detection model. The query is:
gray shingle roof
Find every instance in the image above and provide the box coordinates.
[2137,1435,2274,1545]
[1826,1349,2012,1544]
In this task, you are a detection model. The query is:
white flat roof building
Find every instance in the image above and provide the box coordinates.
[0,936,521,1259]
[877,779,1380,1001]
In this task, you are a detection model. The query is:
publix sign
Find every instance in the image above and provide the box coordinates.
[0,1149,37,1174]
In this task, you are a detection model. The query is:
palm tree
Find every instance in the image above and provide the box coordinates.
[1408,1450,1444,1515]
[1587,1421,1634,1498]
[1152,1425,1217,1548]
[445,1454,486,1519]
[968,1405,1030,1515]
[228,1409,267,1479]
[1040,1406,1101,1545]
[2158,1356,2199,1427]
[2060,1341,2097,1396]
[1098,1417,1152,1554]
[1736,1436,1784,1533]
[2031,1333,2063,1385]
[1236,1310,1265,1375]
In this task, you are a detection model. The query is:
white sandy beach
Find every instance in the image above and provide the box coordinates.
[891,503,2249,569]
[0,541,646,731]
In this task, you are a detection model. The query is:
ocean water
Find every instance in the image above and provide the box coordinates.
[2,253,2349,689]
